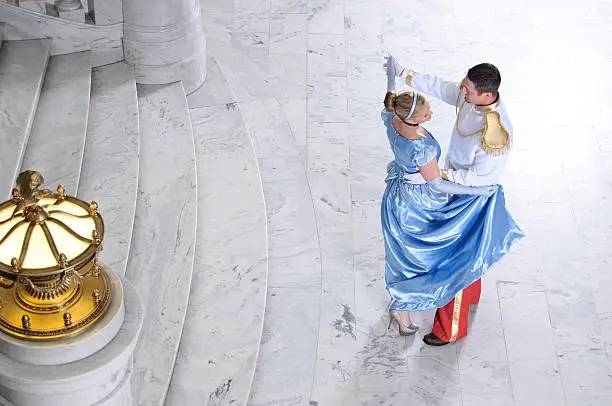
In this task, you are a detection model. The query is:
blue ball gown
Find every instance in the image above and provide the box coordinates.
[380,109,525,311]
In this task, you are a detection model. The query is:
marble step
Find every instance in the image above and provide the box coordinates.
[0,38,51,197]
[0,2,123,67]
[126,82,197,405]
[206,40,322,405]
[77,62,140,279]
[166,56,268,405]
[20,50,91,193]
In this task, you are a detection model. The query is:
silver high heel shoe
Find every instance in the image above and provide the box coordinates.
[388,309,419,336]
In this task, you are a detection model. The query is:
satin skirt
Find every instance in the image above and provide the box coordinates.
[381,177,525,311]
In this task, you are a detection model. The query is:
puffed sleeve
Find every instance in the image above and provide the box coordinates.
[412,141,437,167]
[381,108,394,128]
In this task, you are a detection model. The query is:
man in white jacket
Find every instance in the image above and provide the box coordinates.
[386,57,513,186]
[385,56,514,346]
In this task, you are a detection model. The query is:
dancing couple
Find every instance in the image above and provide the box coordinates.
[381,55,524,346]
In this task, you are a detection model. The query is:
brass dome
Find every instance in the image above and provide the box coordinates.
[0,171,112,340]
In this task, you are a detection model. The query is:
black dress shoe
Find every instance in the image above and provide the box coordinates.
[423,333,450,346]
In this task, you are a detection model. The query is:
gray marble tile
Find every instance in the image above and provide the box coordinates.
[187,56,236,109]
[249,287,320,406]
[0,39,51,197]
[261,53,308,99]
[198,0,234,14]
[497,282,566,406]
[126,83,197,405]
[166,104,267,406]
[279,98,307,152]
[77,62,139,279]
[307,122,349,172]
[347,54,387,101]
[93,0,123,24]
[307,34,346,77]
[21,51,91,194]
[269,13,308,54]
[459,359,514,406]
[307,76,348,123]
[209,38,276,101]
[263,176,321,288]
[231,31,269,62]
[233,0,270,32]
[357,391,412,405]
[258,154,306,181]
[271,0,307,14]
[307,0,345,34]
[240,98,300,158]
[201,12,233,44]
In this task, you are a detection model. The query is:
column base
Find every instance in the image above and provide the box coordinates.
[0,281,143,406]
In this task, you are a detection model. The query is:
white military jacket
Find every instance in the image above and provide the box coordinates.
[409,71,513,187]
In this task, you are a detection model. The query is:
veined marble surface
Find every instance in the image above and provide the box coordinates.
[0,3,122,66]
[167,65,267,403]
[126,82,197,405]
[21,51,91,193]
[77,62,140,279]
[0,38,51,198]
[200,0,612,404]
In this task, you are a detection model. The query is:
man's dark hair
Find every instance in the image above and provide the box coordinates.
[467,63,501,96]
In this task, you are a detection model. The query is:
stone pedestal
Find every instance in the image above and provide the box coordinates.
[122,0,206,94]
[0,278,143,406]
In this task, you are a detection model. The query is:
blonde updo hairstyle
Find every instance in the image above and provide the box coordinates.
[384,91,426,120]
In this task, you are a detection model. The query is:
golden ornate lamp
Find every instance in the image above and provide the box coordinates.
[0,170,112,340]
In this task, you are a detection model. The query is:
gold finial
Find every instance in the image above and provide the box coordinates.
[58,253,69,269]
[57,184,66,199]
[90,201,98,216]
[63,312,72,326]
[12,188,21,203]
[16,170,49,203]
[11,258,21,273]
[92,230,101,246]
[22,315,31,329]
[92,289,101,305]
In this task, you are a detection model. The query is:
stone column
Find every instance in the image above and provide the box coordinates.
[122,0,206,94]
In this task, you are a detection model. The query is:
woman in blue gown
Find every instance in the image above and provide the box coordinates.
[381,71,524,337]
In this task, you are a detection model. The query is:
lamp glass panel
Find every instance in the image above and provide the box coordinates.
[0,205,14,223]
[50,200,89,216]
[46,221,90,261]
[49,212,95,240]
[22,225,57,269]
[0,222,28,265]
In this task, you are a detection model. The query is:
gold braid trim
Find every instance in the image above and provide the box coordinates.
[450,290,463,342]
[455,101,483,137]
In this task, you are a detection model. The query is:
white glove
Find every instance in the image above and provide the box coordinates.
[386,55,397,92]
[383,54,407,81]
[474,184,498,197]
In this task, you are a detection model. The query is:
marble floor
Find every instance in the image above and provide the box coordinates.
[198,0,612,405]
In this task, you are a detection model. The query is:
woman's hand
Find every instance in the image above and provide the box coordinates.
[473,185,498,197]
[383,55,406,78]
[385,55,397,92]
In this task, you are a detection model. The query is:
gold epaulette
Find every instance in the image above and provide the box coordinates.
[482,111,510,156]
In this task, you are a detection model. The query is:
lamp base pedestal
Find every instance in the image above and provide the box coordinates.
[0,280,143,406]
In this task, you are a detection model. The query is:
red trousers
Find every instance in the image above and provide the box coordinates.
[431,279,481,343]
